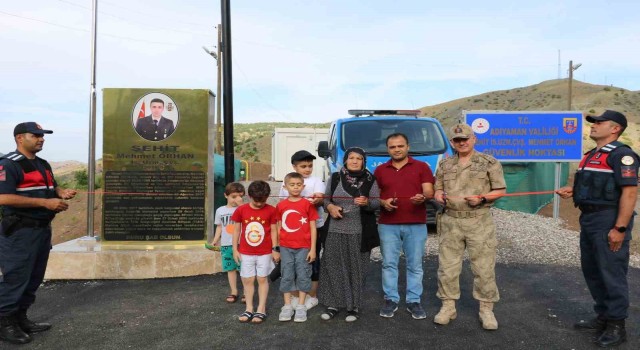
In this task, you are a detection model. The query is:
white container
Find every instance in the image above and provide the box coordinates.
[271,128,329,181]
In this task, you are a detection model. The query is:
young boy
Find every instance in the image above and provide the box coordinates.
[231,180,278,324]
[210,182,245,303]
[279,150,326,310]
[276,172,319,322]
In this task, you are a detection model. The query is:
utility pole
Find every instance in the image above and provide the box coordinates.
[221,0,235,184]
[568,60,573,110]
[557,50,561,79]
[567,60,582,110]
[216,24,223,154]
[82,0,98,242]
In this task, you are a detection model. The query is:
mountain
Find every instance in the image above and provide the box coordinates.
[418,79,640,150]
[44,79,640,173]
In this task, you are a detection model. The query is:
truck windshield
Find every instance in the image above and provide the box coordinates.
[341,119,447,155]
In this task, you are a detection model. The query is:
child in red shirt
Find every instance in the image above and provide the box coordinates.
[231,181,279,324]
[275,172,318,322]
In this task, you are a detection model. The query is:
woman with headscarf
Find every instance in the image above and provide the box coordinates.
[318,147,380,322]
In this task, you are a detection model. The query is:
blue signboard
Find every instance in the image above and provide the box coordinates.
[464,111,583,162]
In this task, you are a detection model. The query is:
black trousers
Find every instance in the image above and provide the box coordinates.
[579,209,634,320]
[0,225,52,316]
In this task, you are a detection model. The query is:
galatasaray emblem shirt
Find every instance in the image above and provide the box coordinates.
[231,203,277,255]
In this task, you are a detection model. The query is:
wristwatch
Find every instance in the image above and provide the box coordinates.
[614,226,627,233]
[272,246,280,252]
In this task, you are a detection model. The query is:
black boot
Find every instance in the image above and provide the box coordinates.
[0,314,32,344]
[574,315,607,332]
[16,309,51,333]
[596,319,626,348]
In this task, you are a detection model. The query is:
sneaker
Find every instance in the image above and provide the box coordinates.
[321,307,339,321]
[291,296,300,308]
[294,305,307,322]
[345,309,359,322]
[279,305,294,322]
[406,302,427,320]
[379,299,398,318]
[305,296,319,310]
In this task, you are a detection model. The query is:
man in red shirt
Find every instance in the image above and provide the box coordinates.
[374,133,435,320]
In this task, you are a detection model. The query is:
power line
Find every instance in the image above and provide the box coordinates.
[0,9,88,33]
[100,0,215,29]
[56,0,214,37]
[0,10,182,46]
[232,39,556,69]
[232,57,296,123]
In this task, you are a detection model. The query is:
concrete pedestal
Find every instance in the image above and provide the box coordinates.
[45,239,221,280]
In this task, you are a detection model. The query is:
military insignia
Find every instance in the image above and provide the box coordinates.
[621,155,635,165]
[471,118,490,134]
[562,118,578,134]
[589,160,601,165]
[621,166,636,178]
[455,127,463,133]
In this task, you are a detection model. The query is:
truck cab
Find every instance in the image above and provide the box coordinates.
[317,109,453,224]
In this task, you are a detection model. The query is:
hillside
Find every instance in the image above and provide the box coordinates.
[231,79,640,169]
[418,79,640,150]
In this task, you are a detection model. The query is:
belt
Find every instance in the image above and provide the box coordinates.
[444,208,490,218]
[18,217,51,228]
[578,205,616,213]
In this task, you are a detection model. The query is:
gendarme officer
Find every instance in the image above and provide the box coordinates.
[0,122,77,345]
[557,110,639,348]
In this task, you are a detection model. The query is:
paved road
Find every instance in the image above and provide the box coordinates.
[5,256,639,350]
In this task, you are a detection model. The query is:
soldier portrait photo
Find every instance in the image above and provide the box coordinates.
[131,93,179,142]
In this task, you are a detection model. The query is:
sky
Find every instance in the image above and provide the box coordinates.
[1,0,640,162]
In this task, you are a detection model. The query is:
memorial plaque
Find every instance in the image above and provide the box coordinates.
[102,89,215,241]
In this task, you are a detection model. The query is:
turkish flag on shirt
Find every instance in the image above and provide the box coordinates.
[138,101,146,118]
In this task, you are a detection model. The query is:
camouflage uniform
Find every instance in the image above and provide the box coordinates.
[435,150,506,302]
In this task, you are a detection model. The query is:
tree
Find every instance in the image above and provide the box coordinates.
[74,169,89,189]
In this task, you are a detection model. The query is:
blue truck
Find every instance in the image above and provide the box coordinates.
[317,109,454,224]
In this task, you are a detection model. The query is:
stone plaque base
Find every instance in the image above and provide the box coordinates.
[45,239,221,280]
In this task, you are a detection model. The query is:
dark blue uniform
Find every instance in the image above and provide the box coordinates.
[134,116,175,141]
[0,151,58,317]
[573,141,639,321]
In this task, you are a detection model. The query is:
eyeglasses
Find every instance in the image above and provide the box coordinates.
[451,138,469,143]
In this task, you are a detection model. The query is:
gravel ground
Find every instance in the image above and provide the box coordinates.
[370,208,640,269]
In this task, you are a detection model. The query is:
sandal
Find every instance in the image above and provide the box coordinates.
[345,309,359,322]
[321,307,339,321]
[251,312,267,324]
[239,311,253,323]
[225,294,238,303]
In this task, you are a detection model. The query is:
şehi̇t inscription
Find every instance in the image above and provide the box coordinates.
[103,171,205,241]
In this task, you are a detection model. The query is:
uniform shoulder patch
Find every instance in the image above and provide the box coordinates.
[477,152,497,164]
[0,152,25,162]
[621,166,637,178]
[621,155,635,166]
